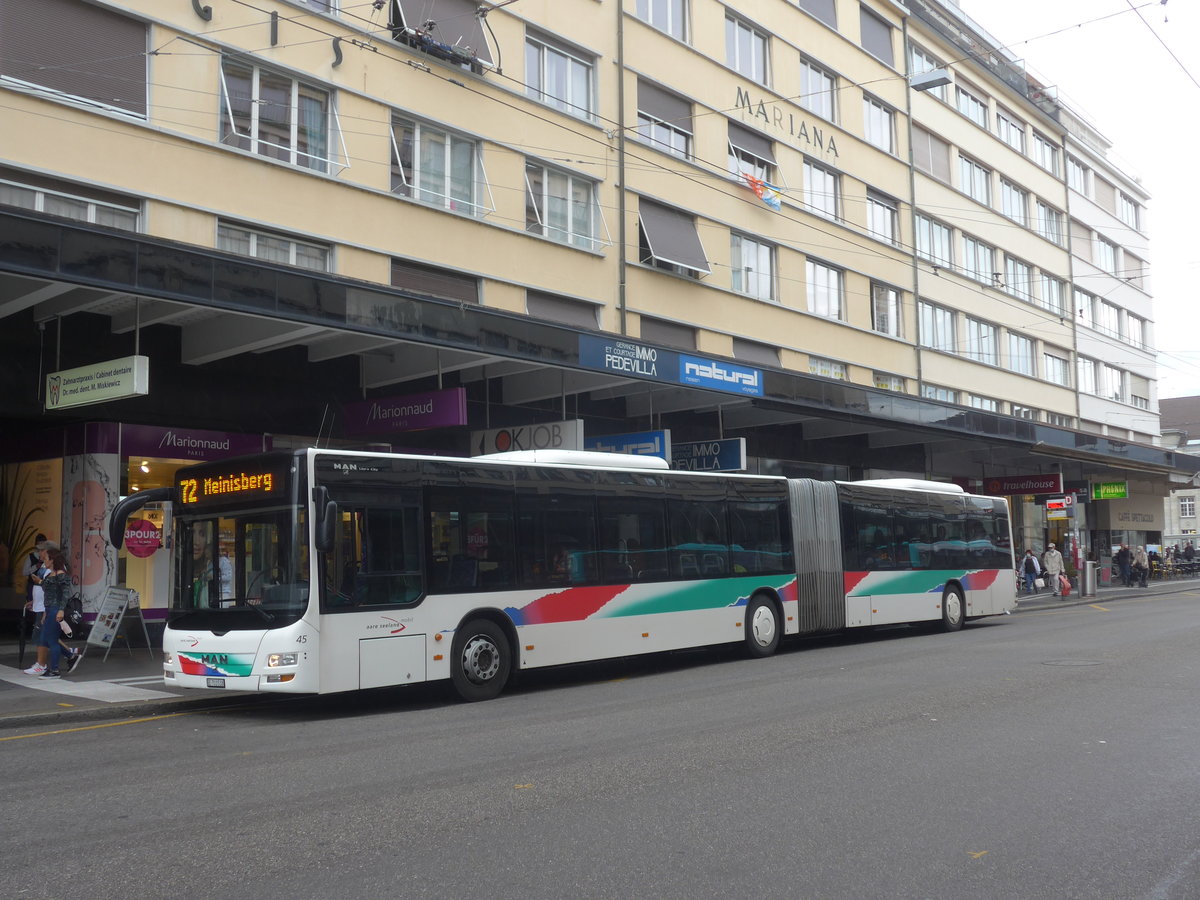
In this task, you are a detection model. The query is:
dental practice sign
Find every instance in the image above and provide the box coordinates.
[46,355,149,411]
[579,336,763,398]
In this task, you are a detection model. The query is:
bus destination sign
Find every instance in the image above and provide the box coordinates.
[177,460,291,507]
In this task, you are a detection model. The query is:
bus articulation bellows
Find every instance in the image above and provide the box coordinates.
[109,448,1017,701]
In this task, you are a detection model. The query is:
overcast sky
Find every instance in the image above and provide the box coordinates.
[958,0,1200,400]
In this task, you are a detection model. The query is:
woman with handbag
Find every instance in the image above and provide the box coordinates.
[36,547,75,679]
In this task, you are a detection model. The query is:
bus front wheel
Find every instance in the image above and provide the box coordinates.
[744,595,781,658]
[450,618,512,702]
[941,586,965,632]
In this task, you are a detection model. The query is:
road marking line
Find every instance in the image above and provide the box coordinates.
[0,711,197,742]
[1088,604,1109,611]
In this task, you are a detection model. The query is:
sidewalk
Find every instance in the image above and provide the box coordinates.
[0,635,250,731]
[3,576,1200,731]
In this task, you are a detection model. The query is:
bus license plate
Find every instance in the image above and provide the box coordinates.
[206,677,226,688]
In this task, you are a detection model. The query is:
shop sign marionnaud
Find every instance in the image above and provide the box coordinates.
[982,473,1063,496]
[1092,481,1129,500]
[342,387,467,436]
[45,355,149,411]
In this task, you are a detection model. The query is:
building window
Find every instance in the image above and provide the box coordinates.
[392,258,478,303]
[1067,155,1089,194]
[1035,201,1064,245]
[863,96,894,152]
[638,199,710,277]
[526,290,598,329]
[733,338,779,367]
[526,31,594,120]
[221,59,335,172]
[1098,300,1121,337]
[0,0,148,117]
[525,162,599,250]
[919,301,955,352]
[915,214,952,267]
[800,58,837,120]
[217,221,330,271]
[727,122,775,182]
[912,126,951,182]
[1004,256,1033,301]
[922,384,958,403]
[1118,193,1141,230]
[0,174,139,231]
[871,284,902,337]
[1101,365,1124,401]
[968,394,999,412]
[965,317,997,365]
[1032,132,1059,174]
[959,155,991,205]
[874,373,904,391]
[1095,237,1118,274]
[962,235,995,283]
[726,15,769,84]
[803,160,839,220]
[1077,357,1097,395]
[1075,289,1095,328]
[955,84,988,127]
[1044,353,1070,386]
[1125,252,1146,290]
[1008,333,1034,375]
[635,0,687,40]
[731,233,775,301]
[867,191,897,244]
[1011,405,1039,421]
[809,356,847,380]
[799,0,837,28]
[392,115,488,216]
[806,260,843,319]
[1000,179,1028,225]
[1181,496,1196,519]
[641,315,696,349]
[1127,315,1146,349]
[637,80,692,159]
[996,109,1025,152]
[1045,412,1074,427]
[908,45,947,101]
[859,7,894,65]
[1039,275,1066,316]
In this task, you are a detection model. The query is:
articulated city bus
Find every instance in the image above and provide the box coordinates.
[110,448,1016,701]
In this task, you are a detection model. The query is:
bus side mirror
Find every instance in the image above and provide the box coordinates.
[313,487,337,553]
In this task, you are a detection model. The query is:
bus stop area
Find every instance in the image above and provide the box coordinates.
[3,574,1200,732]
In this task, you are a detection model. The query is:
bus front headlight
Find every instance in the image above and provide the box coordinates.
[267,652,298,667]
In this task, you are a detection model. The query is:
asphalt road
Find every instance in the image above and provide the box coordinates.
[7,590,1200,900]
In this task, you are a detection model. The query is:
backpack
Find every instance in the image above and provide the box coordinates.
[1023,556,1035,574]
[61,595,85,636]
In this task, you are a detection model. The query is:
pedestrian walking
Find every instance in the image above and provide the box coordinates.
[1020,549,1042,594]
[1115,543,1133,587]
[36,547,74,679]
[1134,546,1149,588]
[1042,542,1065,597]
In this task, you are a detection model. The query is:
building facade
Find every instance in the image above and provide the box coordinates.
[0,0,1190,616]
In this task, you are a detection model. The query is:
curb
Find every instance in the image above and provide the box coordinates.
[1014,580,1200,613]
[0,691,260,733]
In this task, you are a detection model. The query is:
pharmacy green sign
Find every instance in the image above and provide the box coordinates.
[1091,481,1128,500]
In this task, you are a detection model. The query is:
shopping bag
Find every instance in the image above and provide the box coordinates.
[1058,574,1071,598]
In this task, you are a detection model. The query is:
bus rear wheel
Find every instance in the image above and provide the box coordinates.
[941,586,965,632]
[450,618,511,702]
[744,595,781,658]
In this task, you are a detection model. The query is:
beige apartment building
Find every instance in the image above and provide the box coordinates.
[0,0,1193,613]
